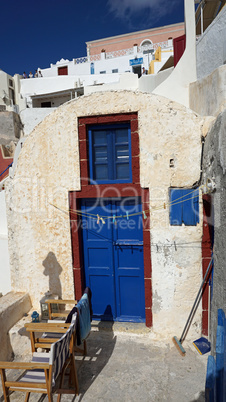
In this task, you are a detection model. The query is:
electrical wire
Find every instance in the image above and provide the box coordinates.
[49,181,211,222]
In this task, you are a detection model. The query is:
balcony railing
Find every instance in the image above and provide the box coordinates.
[74,40,172,64]
[139,40,169,52]
[105,48,134,59]
[74,56,88,64]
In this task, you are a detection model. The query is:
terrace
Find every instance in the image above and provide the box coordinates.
[0,291,208,401]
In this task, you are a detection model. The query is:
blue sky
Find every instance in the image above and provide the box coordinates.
[1,0,184,76]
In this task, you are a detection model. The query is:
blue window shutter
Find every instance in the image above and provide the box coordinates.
[182,189,199,225]
[182,189,193,225]
[89,123,132,184]
[193,189,199,224]
[169,189,182,225]
[170,188,199,226]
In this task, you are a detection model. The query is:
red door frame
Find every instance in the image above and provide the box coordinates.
[69,113,152,327]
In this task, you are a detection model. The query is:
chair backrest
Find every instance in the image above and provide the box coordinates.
[65,305,77,323]
[76,293,91,341]
[50,312,77,385]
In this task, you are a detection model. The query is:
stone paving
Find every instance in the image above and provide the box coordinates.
[0,322,208,402]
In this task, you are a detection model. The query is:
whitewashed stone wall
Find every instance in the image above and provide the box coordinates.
[5,90,211,339]
[196,5,226,80]
[0,191,11,295]
[189,65,226,117]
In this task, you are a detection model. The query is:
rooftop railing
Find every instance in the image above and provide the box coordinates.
[74,56,88,64]
[73,40,172,64]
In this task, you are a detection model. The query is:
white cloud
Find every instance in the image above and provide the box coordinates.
[107,0,181,27]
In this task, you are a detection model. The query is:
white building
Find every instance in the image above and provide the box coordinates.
[19,39,174,108]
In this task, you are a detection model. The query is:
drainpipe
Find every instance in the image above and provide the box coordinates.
[192,136,205,188]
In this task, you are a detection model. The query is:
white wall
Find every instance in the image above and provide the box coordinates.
[20,76,80,96]
[0,71,9,107]
[0,71,15,112]
[42,59,90,77]
[20,45,174,110]
[32,95,73,108]
[13,74,27,112]
[40,47,173,78]
[84,73,138,94]
[139,68,174,93]
[0,191,11,295]
[196,5,226,80]
[20,74,123,98]
[20,108,57,136]
[190,65,226,117]
[153,0,197,107]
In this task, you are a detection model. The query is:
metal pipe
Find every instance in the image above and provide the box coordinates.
[180,257,213,343]
[201,1,204,35]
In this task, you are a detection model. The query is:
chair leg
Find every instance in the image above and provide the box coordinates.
[57,392,61,402]
[57,360,68,402]
[71,355,79,395]
[46,390,53,402]
[25,392,30,402]
[0,369,10,402]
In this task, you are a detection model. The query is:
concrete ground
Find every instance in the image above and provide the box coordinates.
[0,321,208,402]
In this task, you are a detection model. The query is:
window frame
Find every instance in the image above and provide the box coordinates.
[88,123,132,184]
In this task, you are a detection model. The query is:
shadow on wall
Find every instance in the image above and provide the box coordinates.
[42,252,63,299]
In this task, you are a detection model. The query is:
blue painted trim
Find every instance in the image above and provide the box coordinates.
[88,123,132,184]
[205,355,216,401]
[216,325,224,401]
[205,309,226,402]
[169,188,199,226]
[218,309,225,326]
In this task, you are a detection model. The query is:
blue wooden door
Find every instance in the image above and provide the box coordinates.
[81,198,145,322]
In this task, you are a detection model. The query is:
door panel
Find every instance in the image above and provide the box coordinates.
[113,199,145,320]
[81,199,116,319]
[118,275,143,317]
[81,197,145,322]
[89,275,115,319]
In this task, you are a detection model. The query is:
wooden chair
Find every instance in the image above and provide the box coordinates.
[0,313,79,402]
[25,309,87,356]
[25,321,72,353]
[45,298,77,321]
[45,295,91,356]
[26,295,90,356]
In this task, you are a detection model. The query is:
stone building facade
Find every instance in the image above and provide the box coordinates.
[202,110,226,350]
[5,90,211,339]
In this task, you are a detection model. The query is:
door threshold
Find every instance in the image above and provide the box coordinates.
[91,320,150,334]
